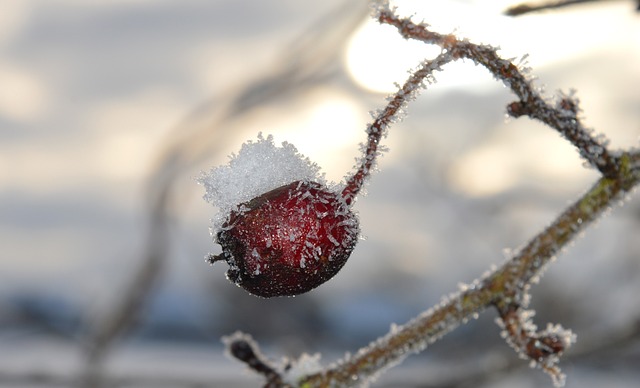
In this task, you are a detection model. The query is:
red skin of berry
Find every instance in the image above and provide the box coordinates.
[216,181,359,297]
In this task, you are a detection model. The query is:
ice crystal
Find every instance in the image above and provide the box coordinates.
[283,353,323,386]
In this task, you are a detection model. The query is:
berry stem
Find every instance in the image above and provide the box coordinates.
[206,253,224,264]
[341,56,446,206]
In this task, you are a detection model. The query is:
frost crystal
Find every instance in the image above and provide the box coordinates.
[198,133,325,233]
[283,353,323,386]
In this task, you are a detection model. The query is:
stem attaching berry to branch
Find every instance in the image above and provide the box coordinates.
[341,57,443,205]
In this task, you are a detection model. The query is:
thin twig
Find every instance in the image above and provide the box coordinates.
[505,0,615,16]
[341,55,448,205]
[378,6,620,178]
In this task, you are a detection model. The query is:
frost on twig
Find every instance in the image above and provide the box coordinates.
[376,1,620,179]
[341,56,443,205]
[224,1,640,387]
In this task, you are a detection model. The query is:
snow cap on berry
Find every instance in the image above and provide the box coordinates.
[198,133,326,234]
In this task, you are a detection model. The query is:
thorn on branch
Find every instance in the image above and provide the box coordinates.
[558,97,578,115]
[526,333,567,361]
[507,101,530,118]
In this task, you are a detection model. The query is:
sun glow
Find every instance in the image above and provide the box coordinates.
[345,0,634,94]
[265,90,366,183]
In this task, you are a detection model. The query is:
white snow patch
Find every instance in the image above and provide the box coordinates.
[198,133,326,233]
[283,353,323,386]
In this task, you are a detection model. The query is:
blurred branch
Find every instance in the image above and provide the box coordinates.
[2,318,637,387]
[223,1,640,387]
[0,369,256,388]
[504,0,622,16]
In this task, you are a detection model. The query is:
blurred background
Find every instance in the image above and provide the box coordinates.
[1,0,639,387]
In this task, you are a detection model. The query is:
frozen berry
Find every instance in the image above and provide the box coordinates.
[211,180,359,297]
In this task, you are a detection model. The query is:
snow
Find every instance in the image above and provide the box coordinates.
[198,133,326,233]
[283,352,323,386]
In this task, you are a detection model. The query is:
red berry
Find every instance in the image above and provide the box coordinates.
[212,180,359,297]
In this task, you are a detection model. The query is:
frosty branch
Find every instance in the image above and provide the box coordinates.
[230,162,639,387]
[378,6,620,179]
[217,2,640,387]
[341,55,443,205]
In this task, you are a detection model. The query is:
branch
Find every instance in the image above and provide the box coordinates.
[378,4,620,179]
[296,153,639,387]
[225,2,640,387]
[342,54,447,205]
[228,154,639,387]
